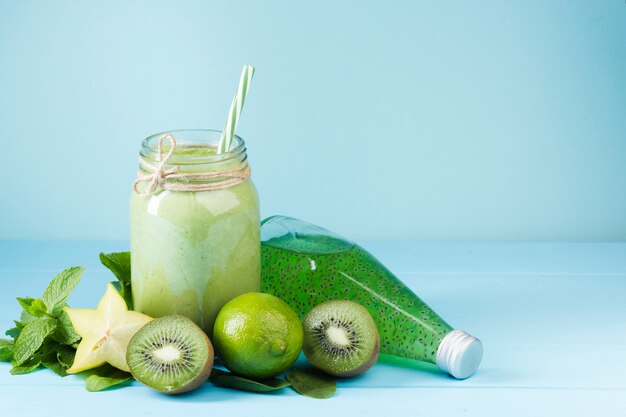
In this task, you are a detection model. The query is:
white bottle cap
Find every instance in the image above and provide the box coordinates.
[436,329,483,379]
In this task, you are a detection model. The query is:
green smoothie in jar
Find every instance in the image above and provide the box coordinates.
[130,129,260,336]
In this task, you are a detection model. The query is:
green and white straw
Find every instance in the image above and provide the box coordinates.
[217,64,256,154]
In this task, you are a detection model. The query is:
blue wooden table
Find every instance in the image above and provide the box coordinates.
[1,241,625,416]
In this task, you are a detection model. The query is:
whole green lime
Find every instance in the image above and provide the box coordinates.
[213,292,304,379]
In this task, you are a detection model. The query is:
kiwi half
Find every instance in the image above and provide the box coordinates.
[126,315,214,394]
[303,300,380,377]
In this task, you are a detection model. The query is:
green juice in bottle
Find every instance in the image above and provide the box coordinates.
[260,216,482,379]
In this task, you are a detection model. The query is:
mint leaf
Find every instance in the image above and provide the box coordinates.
[99,252,133,309]
[39,340,57,355]
[17,298,48,317]
[0,339,13,348]
[5,327,20,339]
[42,267,85,316]
[41,350,68,377]
[20,310,36,324]
[55,345,76,369]
[209,368,291,392]
[285,368,336,399]
[16,297,35,311]
[31,299,48,316]
[0,339,13,362]
[43,360,67,377]
[99,252,131,284]
[84,365,132,392]
[12,317,57,366]
[51,311,81,345]
[3,266,84,379]
[10,355,42,375]
[6,320,27,339]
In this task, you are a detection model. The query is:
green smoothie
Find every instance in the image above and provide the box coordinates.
[130,130,260,336]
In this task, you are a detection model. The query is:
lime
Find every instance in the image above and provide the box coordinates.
[213,292,303,379]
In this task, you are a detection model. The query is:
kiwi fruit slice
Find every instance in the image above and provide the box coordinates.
[303,300,379,377]
[126,315,214,394]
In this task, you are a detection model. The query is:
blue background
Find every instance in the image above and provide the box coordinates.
[1,0,625,241]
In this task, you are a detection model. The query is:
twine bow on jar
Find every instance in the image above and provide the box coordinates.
[132,133,251,196]
[132,134,179,196]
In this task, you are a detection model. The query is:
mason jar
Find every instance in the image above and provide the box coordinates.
[130,129,260,336]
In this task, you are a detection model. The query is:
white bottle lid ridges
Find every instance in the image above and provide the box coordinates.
[436,329,483,379]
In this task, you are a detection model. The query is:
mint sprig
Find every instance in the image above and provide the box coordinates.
[0,275,80,378]
[1,266,84,375]
[2,254,136,392]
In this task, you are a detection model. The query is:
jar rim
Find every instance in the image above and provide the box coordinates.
[140,129,247,165]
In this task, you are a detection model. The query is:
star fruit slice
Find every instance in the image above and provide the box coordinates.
[65,283,153,373]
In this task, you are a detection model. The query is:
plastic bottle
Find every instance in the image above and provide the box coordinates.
[261,216,482,379]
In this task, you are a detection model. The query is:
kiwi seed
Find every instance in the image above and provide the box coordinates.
[126,315,214,394]
[303,300,380,377]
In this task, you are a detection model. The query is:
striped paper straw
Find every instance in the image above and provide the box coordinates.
[217,64,256,154]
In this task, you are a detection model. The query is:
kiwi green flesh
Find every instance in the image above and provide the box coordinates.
[127,315,214,394]
[303,300,380,377]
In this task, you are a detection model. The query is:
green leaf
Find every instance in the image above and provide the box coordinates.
[6,320,26,339]
[285,368,336,399]
[20,310,37,323]
[16,297,35,311]
[42,267,85,316]
[36,340,75,372]
[100,252,133,309]
[86,373,132,392]
[109,280,133,309]
[5,327,20,339]
[208,369,291,392]
[0,349,12,362]
[42,359,68,377]
[43,361,67,376]
[36,349,67,376]
[0,339,13,362]
[51,311,81,345]
[10,355,42,375]
[83,365,132,392]
[56,345,76,369]
[110,281,123,293]
[31,299,49,316]
[17,298,48,317]
[39,340,57,355]
[12,317,57,366]
[99,252,131,283]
